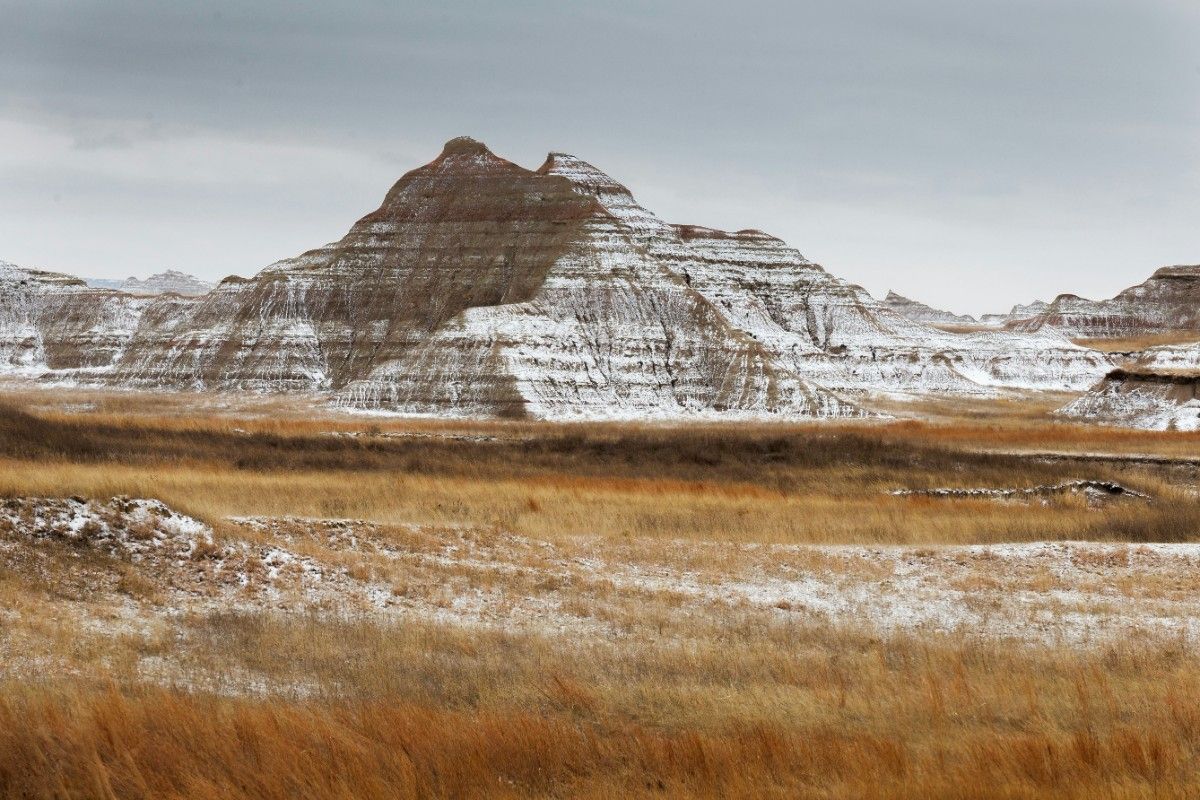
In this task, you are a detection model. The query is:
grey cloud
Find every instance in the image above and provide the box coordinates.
[0,0,1197,313]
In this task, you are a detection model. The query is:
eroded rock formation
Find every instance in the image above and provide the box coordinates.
[1057,343,1200,431]
[0,137,1117,419]
[1013,266,1200,339]
[0,261,148,372]
[87,270,215,296]
[882,291,977,327]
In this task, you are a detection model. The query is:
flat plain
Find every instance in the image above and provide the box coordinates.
[2,383,1200,799]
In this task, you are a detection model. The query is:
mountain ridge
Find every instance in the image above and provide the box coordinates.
[882,291,977,326]
[1012,266,1200,338]
[85,270,214,295]
[0,138,1117,419]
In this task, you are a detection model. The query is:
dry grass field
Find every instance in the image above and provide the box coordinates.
[1072,332,1200,353]
[2,384,1200,798]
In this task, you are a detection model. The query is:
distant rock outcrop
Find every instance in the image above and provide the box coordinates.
[86,270,214,296]
[1012,266,1200,339]
[882,291,976,326]
[979,300,1049,327]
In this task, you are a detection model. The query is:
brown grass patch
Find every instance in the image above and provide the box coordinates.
[2,623,1199,799]
[2,394,1200,545]
[4,386,1200,796]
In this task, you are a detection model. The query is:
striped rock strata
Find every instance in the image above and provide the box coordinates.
[1,138,1115,419]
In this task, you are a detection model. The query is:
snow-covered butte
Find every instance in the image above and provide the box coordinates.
[1,138,1115,418]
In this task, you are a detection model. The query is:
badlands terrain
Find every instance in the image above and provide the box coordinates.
[2,139,1200,798]
[84,269,216,297]
[4,137,1198,430]
[0,136,1120,418]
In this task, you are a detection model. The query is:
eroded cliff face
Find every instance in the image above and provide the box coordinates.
[1057,344,1200,431]
[108,138,858,419]
[0,262,148,372]
[1,138,1118,419]
[1013,266,1200,339]
[537,154,1110,398]
[882,292,977,327]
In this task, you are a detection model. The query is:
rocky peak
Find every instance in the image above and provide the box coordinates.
[438,135,494,158]
[538,153,684,241]
[537,152,633,197]
[357,137,601,228]
[412,136,526,178]
[1149,265,1200,282]
[421,136,533,173]
[539,155,799,259]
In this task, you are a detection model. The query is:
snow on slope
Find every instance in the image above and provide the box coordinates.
[0,138,1116,418]
[0,260,149,373]
[882,291,977,326]
[0,497,356,605]
[9,501,1200,650]
[539,153,1111,398]
[337,213,855,419]
[1057,344,1200,431]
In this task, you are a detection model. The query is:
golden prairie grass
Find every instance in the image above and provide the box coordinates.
[2,455,1198,545]
[2,616,1200,799]
[7,381,1200,458]
[3,385,1200,545]
[5,387,1200,797]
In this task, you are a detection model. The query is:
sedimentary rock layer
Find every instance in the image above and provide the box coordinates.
[882,291,977,326]
[1014,266,1200,339]
[0,261,148,372]
[1058,344,1200,431]
[0,137,1118,419]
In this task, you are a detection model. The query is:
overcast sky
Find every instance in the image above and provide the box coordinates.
[2,0,1197,314]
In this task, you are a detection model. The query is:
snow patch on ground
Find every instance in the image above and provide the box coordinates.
[891,480,1150,505]
[5,500,1200,649]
